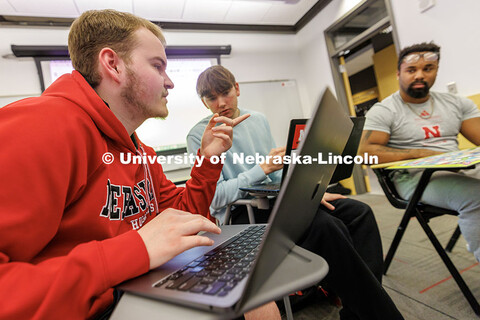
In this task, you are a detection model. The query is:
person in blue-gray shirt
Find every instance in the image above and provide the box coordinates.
[187,65,404,320]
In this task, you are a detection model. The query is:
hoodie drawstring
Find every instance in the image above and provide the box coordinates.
[137,145,159,215]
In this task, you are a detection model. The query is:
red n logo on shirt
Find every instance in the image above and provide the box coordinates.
[422,125,441,139]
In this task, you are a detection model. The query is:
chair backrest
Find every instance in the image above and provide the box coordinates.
[373,168,409,209]
[373,167,458,218]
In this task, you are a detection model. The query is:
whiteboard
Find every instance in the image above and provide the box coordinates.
[237,80,304,147]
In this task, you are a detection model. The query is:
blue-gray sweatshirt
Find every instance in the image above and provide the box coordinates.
[187,109,281,223]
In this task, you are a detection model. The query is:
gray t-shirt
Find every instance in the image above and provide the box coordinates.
[364,91,480,152]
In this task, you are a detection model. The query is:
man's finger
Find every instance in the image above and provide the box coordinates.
[269,147,286,155]
[206,113,220,130]
[181,218,222,236]
[212,133,230,142]
[158,208,193,216]
[232,113,250,127]
[181,235,217,251]
[213,115,234,126]
[212,126,233,135]
[272,149,285,156]
[321,200,335,211]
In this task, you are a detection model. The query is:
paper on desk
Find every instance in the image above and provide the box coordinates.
[388,147,480,169]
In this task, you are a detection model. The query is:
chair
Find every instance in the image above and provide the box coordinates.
[373,168,480,315]
[223,197,270,225]
[222,198,295,320]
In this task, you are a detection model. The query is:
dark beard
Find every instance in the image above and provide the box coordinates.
[121,67,150,119]
[406,81,429,99]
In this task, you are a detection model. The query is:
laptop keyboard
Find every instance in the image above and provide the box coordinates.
[240,183,280,192]
[257,184,280,191]
[153,225,266,297]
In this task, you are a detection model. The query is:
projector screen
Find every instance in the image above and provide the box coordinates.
[39,57,216,153]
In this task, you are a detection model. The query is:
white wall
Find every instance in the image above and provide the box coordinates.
[0,26,303,112]
[294,0,363,115]
[390,0,480,97]
[164,30,300,83]
[0,26,70,106]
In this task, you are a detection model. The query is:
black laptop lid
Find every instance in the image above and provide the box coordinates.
[329,116,365,184]
[238,88,353,310]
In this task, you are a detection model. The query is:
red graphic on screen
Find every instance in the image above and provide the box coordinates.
[292,124,306,150]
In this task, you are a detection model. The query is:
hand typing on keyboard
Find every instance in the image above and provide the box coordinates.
[137,209,221,269]
[155,225,266,297]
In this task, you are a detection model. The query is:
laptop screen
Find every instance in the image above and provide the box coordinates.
[280,119,307,184]
[281,116,365,185]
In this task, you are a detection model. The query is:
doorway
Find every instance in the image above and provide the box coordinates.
[324,0,400,194]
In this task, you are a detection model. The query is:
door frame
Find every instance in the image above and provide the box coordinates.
[323,0,400,194]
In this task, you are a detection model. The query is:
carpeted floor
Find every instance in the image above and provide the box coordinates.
[285,193,479,320]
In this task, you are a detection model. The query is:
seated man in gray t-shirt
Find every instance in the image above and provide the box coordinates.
[359,42,480,261]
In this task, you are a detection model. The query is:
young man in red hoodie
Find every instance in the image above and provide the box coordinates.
[0,9,258,320]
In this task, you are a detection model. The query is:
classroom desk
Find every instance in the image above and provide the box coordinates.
[371,148,480,263]
[371,148,480,314]
[111,230,329,320]
[111,292,230,320]
[373,163,474,266]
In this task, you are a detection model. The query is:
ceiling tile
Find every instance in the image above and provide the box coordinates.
[262,3,300,25]
[262,0,317,24]
[183,0,232,23]
[225,1,272,23]
[134,0,186,20]
[0,0,15,14]
[74,0,133,14]
[7,0,78,17]
[2,0,324,29]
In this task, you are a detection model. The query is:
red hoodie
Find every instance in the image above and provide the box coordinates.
[0,71,222,319]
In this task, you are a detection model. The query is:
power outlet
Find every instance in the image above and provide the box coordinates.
[447,82,458,94]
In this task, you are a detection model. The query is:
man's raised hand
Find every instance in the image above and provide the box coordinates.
[200,113,250,159]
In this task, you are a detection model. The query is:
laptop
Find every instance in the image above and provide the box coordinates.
[237,119,306,195]
[330,116,365,184]
[117,88,353,315]
[240,116,365,195]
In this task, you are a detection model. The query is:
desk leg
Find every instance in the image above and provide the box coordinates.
[384,170,434,274]
[415,212,480,315]
[283,296,294,320]
[383,208,413,274]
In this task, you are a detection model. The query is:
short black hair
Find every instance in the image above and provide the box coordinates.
[397,42,441,70]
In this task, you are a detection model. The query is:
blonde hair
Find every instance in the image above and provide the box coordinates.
[68,9,165,87]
